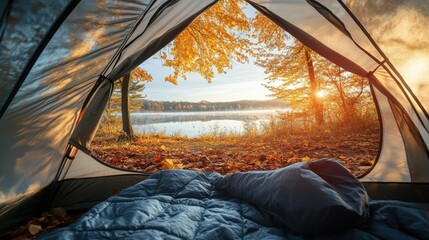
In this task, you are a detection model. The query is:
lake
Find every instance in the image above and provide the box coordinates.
[131,109,286,137]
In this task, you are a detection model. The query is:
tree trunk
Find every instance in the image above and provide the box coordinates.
[304,48,324,125]
[335,66,359,124]
[121,73,135,139]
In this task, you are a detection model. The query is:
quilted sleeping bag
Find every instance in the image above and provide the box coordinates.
[39,159,429,239]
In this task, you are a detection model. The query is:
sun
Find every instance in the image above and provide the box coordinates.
[316,90,327,98]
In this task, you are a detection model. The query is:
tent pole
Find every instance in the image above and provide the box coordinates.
[0,0,13,42]
[47,144,75,208]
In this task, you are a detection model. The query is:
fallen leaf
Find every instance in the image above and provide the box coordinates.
[28,224,42,235]
[161,158,177,170]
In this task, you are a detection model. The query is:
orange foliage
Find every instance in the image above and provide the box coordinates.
[131,67,153,83]
[160,0,250,84]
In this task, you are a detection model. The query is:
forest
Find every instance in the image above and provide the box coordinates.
[137,99,287,112]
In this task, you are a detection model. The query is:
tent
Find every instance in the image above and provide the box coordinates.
[1,0,429,235]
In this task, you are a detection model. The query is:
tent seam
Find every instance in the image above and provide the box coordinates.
[100,0,157,77]
[307,0,383,65]
[0,0,81,119]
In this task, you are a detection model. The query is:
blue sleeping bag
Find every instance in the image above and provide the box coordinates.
[39,159,429,239]
[215,158,369,234]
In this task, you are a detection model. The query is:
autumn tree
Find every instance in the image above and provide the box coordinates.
[251,12,325,125]
[160,0,251,84]
[319,63,371,124]
[104,0,251,138]
[107,67,152,139]
[251,12,376,127]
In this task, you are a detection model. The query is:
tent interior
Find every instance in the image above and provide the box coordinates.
[1,0,429,238]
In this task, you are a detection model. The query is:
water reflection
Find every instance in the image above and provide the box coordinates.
[131,109,285,137]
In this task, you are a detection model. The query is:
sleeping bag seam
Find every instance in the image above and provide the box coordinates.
[72,175,164,231]
[154,171,162,195]
[72,201,113,231]
[191,183,214,240]
[71,198,175,233]
[176,172,203,196]
[238,199,245,240]
[72,173,209,234]
[69,227,186,239]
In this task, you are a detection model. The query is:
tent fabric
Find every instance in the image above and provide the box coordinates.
[248,1,379,74]
[311,0,429,126]
[0,0,217,204]
[0,182,56,238]
[372,65,429,138]
[69,77,113,148]
[362,86,409,182]
[0,0,71,112]
[67,0,429,185]
[346,0,429,116]
[64,151,142,179]
[51,175,149,210]
[389,101,429,181]
[0,0,154,204]
[363,182,429,203]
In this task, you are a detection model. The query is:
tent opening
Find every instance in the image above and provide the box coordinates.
[85,0,380,177]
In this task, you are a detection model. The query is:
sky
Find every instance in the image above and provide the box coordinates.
[139,57,273,102]
[137,3,272,103]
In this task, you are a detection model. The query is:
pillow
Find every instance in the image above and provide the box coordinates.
[215,158,368,235]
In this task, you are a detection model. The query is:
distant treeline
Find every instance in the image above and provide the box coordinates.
[138,99,287,112]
